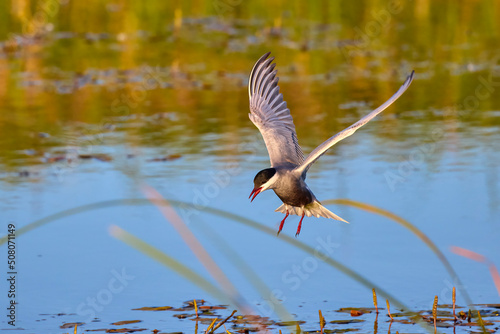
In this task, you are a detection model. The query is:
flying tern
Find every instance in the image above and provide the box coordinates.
[248,52,414,236]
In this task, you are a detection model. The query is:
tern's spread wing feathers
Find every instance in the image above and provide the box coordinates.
[295,71,415,175]
[248,52,304,167]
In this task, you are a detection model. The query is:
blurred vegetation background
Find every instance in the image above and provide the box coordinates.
[1,0,500,172]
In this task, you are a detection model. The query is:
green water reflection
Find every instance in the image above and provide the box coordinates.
[1,0,499,173]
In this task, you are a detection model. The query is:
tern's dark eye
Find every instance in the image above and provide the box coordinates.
[253,168,276,187]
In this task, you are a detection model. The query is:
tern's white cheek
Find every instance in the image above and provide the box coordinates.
[261,173,279,191]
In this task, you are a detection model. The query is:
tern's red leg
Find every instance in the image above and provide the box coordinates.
[295,212,305,237]
[277,210,289,235]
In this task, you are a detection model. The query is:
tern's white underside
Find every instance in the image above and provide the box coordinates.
[275,201,348,223]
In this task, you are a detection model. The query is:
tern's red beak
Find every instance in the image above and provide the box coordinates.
[249,187,262,202]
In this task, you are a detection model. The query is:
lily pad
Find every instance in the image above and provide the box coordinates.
[330,319,365,324]
[111,320,141,325]
[132,306,173,311]
[60,322,84,329]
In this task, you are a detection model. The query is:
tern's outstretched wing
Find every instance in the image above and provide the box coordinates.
[295,71,415,175]
[248,52,304,167]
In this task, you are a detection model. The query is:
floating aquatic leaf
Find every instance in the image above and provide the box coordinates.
[111,320,142,325]
[472,304,500,308]
[435,322,454,328]
[60,322,84,329]
[326,329,358,333]
[199,305,227,310]
[335,307,374,314]
[86,329,108,332]
[191,317,220,324]
[435,303,464,310]
[393,319,416,324]
[390,310,422,318]
[330,319,364,324]
[132,306,173,311]
[105,329,147,333]
[275,320,306,326]
[232,314,274,326]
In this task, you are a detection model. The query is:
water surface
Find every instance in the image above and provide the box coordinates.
[1,1,500,333]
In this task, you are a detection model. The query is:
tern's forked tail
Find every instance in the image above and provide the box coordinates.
[275,201,349,223]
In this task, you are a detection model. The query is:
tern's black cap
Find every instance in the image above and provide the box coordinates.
[253,168,276,187]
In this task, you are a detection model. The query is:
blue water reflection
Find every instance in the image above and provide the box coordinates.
[1,115,499,331]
